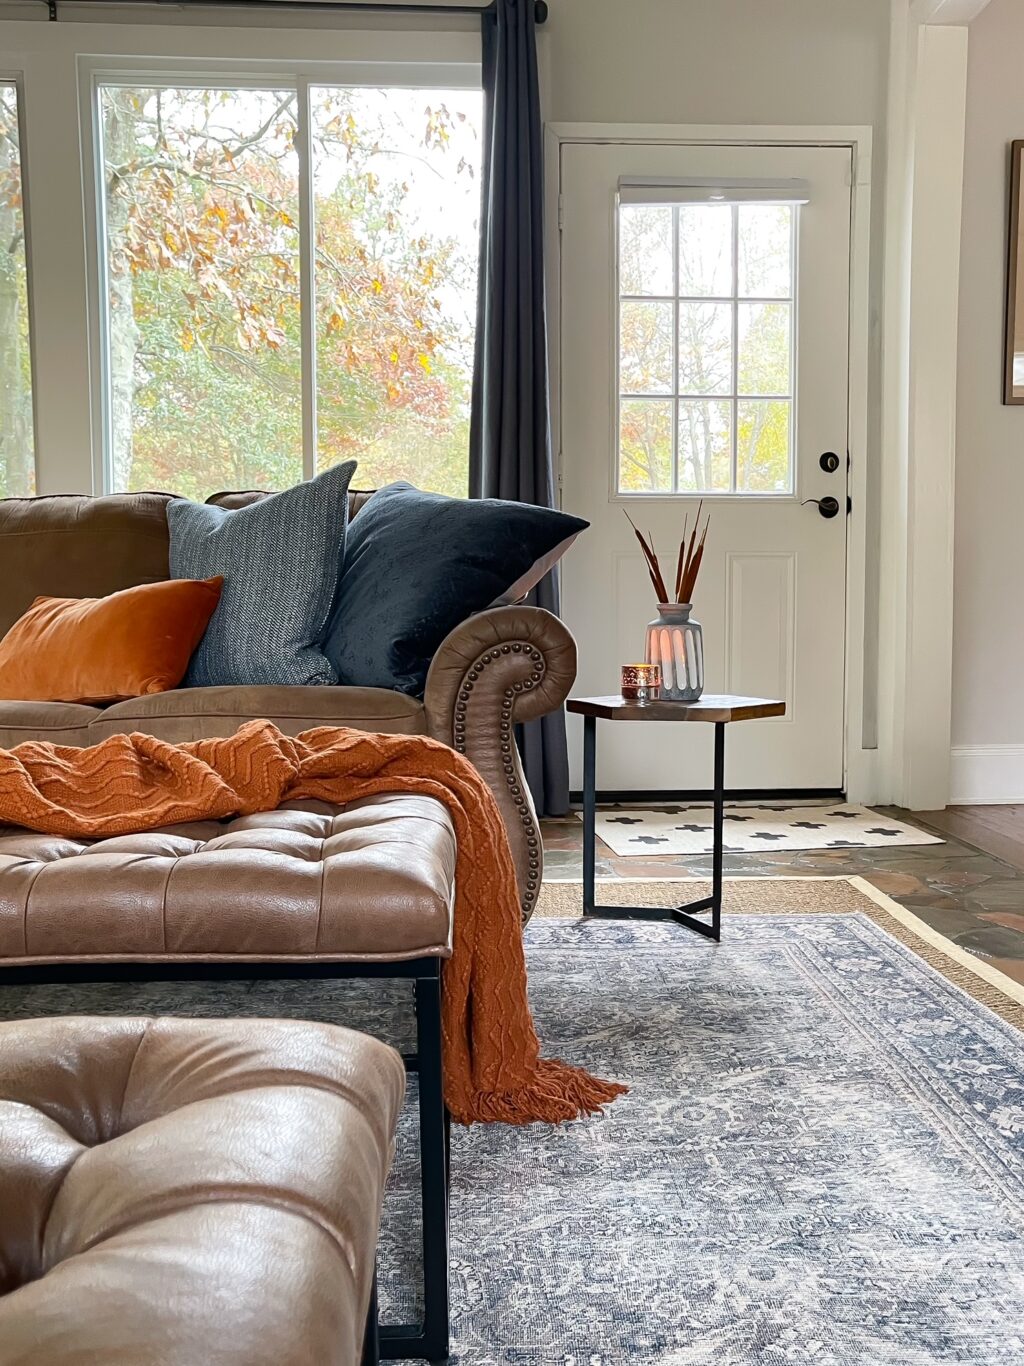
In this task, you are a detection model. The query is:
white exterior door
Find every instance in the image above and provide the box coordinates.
[559,141,852,794]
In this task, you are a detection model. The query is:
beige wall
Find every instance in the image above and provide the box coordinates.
[3,0,893,121]
[542,0,889,128]
[953,0,1024,765]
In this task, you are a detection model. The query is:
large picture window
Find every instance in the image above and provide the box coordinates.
[0,82,35,497]
[97,79,481,499]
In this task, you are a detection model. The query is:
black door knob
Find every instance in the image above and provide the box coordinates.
[803,495,841,519]
[819,451,840,473]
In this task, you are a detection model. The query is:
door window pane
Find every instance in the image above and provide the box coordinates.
[737,399,791,492]
[311,87,482,497]
[0,84,35,496]
[678,302,732,395]
[619,205,673,296]
[619,398,673,492]
[620,300,673,394]
[99,85,303,497]
[738,204,792,299]
[678,400,731,493]
[737,302,791,396]
[678,204,732,298]
[617,198,795,494]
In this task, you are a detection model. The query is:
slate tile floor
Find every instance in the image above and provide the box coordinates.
[541,805,1024,987]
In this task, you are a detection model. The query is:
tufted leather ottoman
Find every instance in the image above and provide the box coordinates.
[0,794,456,965]
[0,793,456,1363]
[0,1014,405,1365]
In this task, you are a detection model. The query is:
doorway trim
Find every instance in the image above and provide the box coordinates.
[545,122,875,803]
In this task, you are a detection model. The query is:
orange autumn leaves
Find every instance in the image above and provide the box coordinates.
[106,88,468,435]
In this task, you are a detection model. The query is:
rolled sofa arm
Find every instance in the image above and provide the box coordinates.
[423,605,577,925]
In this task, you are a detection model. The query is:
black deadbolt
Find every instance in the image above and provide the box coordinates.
[819,451,840,473]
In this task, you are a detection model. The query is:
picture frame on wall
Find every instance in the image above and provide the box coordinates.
[1004,140,1024,404]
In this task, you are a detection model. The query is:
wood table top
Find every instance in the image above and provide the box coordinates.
[566,695,787,723]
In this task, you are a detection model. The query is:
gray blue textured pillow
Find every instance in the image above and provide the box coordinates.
[168,461,356,687]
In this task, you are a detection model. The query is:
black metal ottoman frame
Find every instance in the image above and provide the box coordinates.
[0,955,450,1365]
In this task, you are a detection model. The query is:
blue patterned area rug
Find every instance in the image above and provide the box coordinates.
[1,883,1022,1362]
[389,900,1024,1365]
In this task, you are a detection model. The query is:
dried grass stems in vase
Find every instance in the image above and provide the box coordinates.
[625,505,710,701]
[623,502,711,607]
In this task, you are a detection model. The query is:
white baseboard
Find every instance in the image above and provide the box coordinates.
[949,744,1024,804]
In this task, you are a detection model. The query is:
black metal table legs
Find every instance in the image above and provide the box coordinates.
[362,1276,380,1366]
[581,715,725,942]
[380,973,451,1364]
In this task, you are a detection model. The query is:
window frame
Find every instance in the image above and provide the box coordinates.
[612,194,802,503]
[0,71,39,496]
[80,54,482,496]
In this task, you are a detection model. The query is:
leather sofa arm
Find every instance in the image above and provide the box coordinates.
[423,606,577,924]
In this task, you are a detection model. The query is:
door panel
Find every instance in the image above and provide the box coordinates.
[559,142,852,792]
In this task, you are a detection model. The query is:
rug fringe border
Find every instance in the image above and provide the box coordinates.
[846,875,1024,1028]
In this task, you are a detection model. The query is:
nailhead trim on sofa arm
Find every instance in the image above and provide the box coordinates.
[423,606,578,926]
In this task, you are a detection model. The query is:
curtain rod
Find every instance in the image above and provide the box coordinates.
[44,0,548,23]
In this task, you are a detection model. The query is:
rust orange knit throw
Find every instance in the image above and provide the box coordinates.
[0,720,625,1126]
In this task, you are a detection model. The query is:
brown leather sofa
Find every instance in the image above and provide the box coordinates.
[0,1014,406,1365]
[0,489,578,923]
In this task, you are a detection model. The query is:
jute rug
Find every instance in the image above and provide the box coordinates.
[537,874,1024,1032]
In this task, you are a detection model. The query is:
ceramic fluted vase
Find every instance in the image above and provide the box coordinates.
[645,603,704,701]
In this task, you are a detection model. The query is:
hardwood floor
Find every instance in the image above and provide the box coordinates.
[913,804,1024,873]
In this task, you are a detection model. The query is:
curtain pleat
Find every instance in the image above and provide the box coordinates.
[470,0,570,817]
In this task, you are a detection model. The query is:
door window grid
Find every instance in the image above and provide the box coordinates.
[617,202,796,495]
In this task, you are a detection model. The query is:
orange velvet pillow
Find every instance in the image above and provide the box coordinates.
[0,577,223,704]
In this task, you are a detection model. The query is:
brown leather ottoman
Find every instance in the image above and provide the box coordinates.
[0,793,457,1363]
[0,1014,405,1366]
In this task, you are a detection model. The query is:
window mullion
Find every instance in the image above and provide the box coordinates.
[672,205,679,495]
[731,203,739,494]
[297,77,317,481]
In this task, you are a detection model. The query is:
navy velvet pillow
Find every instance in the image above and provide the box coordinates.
[324,482,588,695]
[168,461,356,687]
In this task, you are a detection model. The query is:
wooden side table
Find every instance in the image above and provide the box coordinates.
[567,695,787,942]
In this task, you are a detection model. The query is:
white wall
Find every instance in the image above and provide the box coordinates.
[543,0,889,129]
[951,0,1024,801]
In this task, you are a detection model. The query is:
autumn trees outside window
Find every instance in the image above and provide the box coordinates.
[0,82,34,498]
[617,200,796,496]
[98,82,481,500]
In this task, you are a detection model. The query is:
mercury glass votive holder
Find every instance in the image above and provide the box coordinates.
[620,662,661,703]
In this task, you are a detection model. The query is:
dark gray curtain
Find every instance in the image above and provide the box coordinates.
[470,0,569,817]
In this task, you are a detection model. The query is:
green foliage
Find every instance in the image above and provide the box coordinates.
[102,84,479,500]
